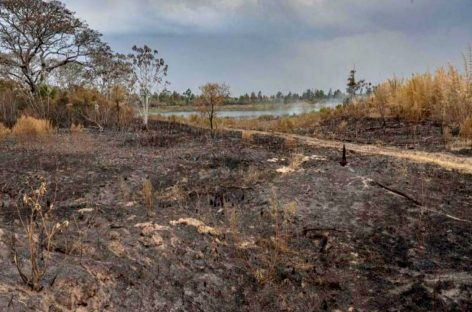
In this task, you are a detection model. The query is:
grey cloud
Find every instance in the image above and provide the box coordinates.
[62,0,472,94]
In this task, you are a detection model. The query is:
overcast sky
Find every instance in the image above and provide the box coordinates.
[62,0,472,95]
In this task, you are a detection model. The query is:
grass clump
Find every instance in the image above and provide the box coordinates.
[12,115,54,138]
[241,130,253,142]
[252,188,298,285]
[0,122,10,140]
[284,136,295,149]
[142,179,154,215]
[460,116,472,139]
[70,123,84,134]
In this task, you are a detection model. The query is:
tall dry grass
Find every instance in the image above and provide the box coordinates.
[142,179,154,215]
[460,116,472,139]
[12,115,55,138]
[0,122,10,140]
[367,65,472,128]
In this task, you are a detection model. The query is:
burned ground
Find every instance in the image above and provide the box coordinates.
[0,120,471,311]
[311,116,471,155]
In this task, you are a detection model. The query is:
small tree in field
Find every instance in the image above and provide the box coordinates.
[128,45,168,128]
[198,83,230,137]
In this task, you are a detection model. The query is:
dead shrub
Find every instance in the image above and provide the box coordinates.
[12,115,54,138]
[11,179,70,291]
[254,188,297,284]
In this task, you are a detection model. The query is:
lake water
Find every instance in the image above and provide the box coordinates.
[153,101,340,119]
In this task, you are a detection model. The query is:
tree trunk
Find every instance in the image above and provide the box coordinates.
[143,94,149,129]
[209,102,214,137]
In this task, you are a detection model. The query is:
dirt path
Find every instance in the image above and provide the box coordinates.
[230,128,472,175]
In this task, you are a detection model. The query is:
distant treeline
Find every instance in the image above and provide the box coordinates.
[151,88,345,107]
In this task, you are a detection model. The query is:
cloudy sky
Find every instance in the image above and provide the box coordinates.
[63,0,472,95]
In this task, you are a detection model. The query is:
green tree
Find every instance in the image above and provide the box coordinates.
[0,0,102,94]
[184,89,193,105]
[128,45,168,127]
[197,83,230,137]
[346,69,365,103]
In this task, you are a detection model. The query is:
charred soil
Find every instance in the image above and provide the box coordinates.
[0,120,471,311]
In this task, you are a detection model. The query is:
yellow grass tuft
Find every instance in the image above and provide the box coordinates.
[142,179,154,214]
[241,130,253,142]
[289,153,305,171]
[460,116,472,139]
[70,123,84,134]
[442,126,452,146]
[0,122,11,140]
[368,65,472,125]
[12,115,54,138]
[337,120,348,133]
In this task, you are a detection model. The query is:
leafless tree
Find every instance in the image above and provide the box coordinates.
[128,45,168,128]
[0,0,102,94]
[198,83,230,137]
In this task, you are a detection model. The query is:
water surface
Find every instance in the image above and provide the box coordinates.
[153,101,340,118]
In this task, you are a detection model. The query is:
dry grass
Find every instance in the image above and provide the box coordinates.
[154,110,325,136]
[289,153,305,171]
[442,126,452,147]
[252,188,298,285]
[284,136,295,149]
[243,165,267,185]
[11,179,70,291]
[227,205,239,240]
[241,130,253,142]
[460,116,472,139]
[336,120,348,134]
[142,179,154,215]
[0,122,10,140]
[12,115,54,138]
[361,65,472,126]
[70,123,84,134]
[119,176,131,202]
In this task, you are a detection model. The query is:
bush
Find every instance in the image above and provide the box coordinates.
[12,115,54,138]
[52,87,135,130]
